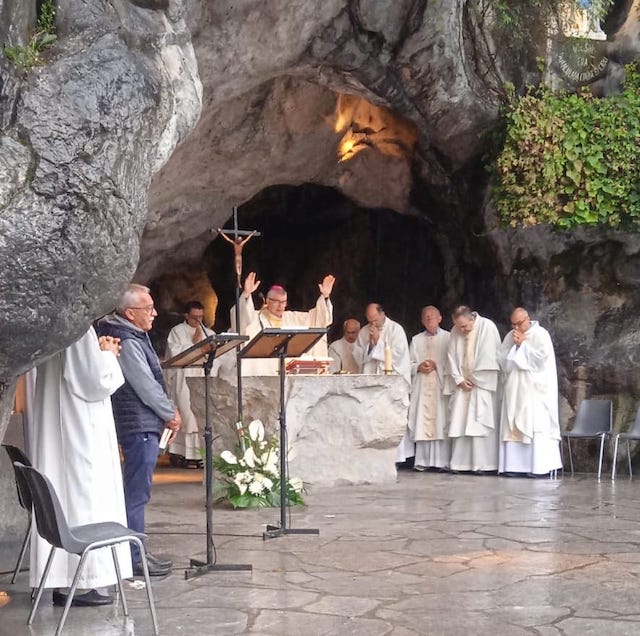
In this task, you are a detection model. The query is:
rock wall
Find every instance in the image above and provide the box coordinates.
[139,0,506,279]
[0,0,201,430]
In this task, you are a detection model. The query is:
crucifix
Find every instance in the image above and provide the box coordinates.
[216,206,261,436]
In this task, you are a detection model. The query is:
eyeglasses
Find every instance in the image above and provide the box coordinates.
[511,318,529,328]
[266,298,287,305]
[128,305,155,314]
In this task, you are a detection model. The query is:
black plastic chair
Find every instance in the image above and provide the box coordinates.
[13,463,159,636]
[562,399,613,481]
[2,444,33,583]
[611,406,640,480]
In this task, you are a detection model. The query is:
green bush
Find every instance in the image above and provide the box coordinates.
[492,64,640,228]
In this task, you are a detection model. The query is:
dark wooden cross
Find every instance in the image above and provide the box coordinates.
[215,206,261,441]
[217,206,262,289]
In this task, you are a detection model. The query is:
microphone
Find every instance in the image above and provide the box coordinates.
[200,321,215,337]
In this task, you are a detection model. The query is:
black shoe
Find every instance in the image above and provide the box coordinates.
[185,459,204,469]
[146,552,173,569]
[169,453,186,468]
[133,559,171,577]
[52,589,113,607]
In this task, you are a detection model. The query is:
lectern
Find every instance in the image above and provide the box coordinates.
[240,327,327,540]
[163,332,251,578]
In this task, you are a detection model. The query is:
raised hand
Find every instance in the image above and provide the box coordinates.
[513,330,527,346]
[243,271,261,298]
[318,274,336,299]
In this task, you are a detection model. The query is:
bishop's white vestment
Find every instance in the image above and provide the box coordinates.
[28,327,132,589]
[498,321,562,475]
[446,314,501,472]
[235,294,332,376]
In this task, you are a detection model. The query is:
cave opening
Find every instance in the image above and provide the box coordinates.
[149,181,455,353]
[205,183,448,343]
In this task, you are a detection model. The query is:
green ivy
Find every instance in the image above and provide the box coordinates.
[491,63,640,228]
[4,0,57,74]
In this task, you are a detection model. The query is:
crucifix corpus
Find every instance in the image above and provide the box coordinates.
[214,206,261,443]
[217,207,261,289]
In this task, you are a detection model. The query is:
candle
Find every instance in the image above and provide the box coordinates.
[384,345,393,374]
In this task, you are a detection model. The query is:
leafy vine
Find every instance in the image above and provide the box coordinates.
[492,63,640,228]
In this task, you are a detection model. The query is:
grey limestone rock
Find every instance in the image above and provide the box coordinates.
[0,0,201,411]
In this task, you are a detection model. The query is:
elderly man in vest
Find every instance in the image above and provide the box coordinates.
[98,284,181,576]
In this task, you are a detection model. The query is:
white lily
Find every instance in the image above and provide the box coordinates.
[248,419,265,442]
[253,472,274,491]
[289,477,304,493]
[243,446,257,468]
[220,450,238,465]
[233,473,248,495]
[248,480,265,495]
[235,471,252,484]
[263,452,279,476]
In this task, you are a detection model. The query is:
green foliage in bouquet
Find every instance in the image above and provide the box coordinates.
[213,419,305,509]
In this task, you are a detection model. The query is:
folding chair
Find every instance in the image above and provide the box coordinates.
[13,463,159,636]
[2,444,33,583]
[562,399,612,481]
[611,406,640,480]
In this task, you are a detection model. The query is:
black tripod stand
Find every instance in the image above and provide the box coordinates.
[239,328,326,540]
[163,333,252,578]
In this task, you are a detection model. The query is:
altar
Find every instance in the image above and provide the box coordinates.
[188,374,410,486]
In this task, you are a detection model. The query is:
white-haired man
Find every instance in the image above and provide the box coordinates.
[98,284,181,576]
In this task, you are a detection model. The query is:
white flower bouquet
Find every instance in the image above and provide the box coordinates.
[213,419,305,508]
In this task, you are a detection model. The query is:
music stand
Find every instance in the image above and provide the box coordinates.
[240,327,327,540]
[163,332,251,578]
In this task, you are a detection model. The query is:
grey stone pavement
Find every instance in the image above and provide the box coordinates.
[3,467,640,635]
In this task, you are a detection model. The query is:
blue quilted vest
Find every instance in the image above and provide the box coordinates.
[97,317,167,439]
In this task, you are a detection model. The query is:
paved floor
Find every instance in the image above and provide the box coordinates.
[2,468,640,635]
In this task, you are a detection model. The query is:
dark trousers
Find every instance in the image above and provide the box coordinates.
[120,431,160,563]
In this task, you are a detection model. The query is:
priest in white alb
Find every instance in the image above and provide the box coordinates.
[165,300,214,467]
[498,307,562,476]
[328,318,361,373]
[235,271,335,375]
[28,327,132,607]
[353,303,411,385]
[446,305,501,472]
[408,306,451,471]
[353,303,412,461]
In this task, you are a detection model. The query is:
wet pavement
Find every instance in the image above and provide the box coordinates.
[2,467,640,635]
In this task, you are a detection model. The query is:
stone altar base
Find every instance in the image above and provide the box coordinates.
[188,374,409,486]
